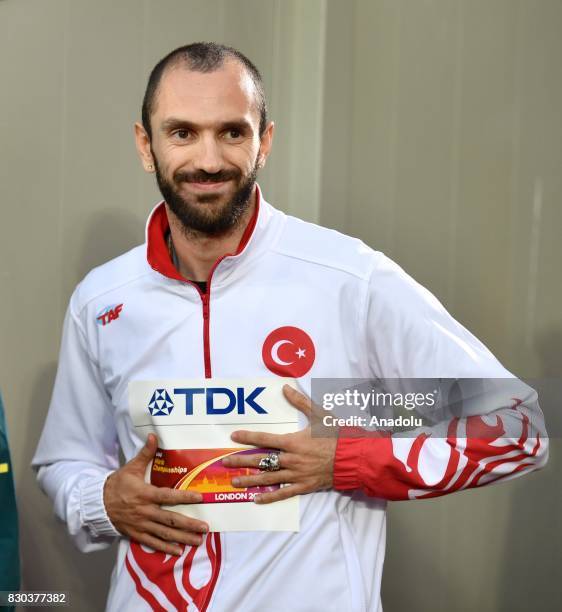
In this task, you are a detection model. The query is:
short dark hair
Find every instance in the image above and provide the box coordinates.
[141,42,267,140]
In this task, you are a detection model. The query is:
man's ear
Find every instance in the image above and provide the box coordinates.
[134,122,155,173]
[258,121,275,169]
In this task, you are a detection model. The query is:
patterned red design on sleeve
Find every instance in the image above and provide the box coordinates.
[334,400,543,501]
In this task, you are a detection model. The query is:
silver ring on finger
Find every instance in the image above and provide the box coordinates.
[258,451,281,472]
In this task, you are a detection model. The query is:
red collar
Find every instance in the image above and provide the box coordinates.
[146,185,261,282]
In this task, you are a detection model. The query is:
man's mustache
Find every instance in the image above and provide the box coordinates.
[174,170,240,183]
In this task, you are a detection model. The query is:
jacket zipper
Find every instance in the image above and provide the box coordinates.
[195,272,223,612]
[201,292,211,378]
[196,254,226,380]
[196,192,259,609]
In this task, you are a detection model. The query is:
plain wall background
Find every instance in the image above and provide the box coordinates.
[0,1,560,610]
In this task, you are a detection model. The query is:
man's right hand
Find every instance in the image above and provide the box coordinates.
[103,433,208,556]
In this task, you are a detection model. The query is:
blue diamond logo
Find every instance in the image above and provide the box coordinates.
[148,389,174,416]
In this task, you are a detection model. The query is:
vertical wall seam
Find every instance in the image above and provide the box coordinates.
[137,0,150,218]
[446,0,464,311]
[218,0,226,42]
[269,0,282,204]
[286,0,326,222]
[58,0,71,318]
[387,0,402,254]
[342,0,357,236]
[526,178,543,350]
[508,0,523,361]
[313,0,328,225]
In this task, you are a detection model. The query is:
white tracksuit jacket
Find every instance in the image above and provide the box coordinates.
[32,186,548,611]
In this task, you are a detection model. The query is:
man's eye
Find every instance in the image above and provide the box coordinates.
[226,129,242,139]
[174,129,190,139]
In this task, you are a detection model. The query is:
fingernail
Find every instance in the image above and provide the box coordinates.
[254,495,262,504]
[232,478,241,487]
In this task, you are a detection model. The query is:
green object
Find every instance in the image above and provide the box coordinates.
[0,392,20,600]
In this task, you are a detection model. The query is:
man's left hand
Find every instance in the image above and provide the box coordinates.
[222,385,337,504]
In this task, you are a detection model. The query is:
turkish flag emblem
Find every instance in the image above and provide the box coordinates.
[262,326,315,377]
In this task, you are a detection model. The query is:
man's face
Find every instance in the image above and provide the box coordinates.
[143,61,270,236]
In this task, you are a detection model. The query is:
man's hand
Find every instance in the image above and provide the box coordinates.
[103,434,208,556]
[222,385,337,504]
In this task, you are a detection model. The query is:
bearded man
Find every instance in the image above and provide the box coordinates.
[33,42,548,611]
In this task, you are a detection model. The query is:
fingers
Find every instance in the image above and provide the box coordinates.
[230,430,285,448]
[283,385,325,422]
[105,441,212,550]
[231,469,293,488]
[130,530,203,557]
[222,452,270,469]
[129,529,185,556]
[223,450,297,470]
[283,384,313,418]
[138,520,206,548]
[130,434,158,468]
[150,485,203,507]
[144,506,209,535]
[128,507,210,556]
[222,451,297,488]
[230,386,317,447]
[254,483,304,504]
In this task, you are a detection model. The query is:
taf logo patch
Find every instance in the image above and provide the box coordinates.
[148,389,174,416]
[96,303,124,326]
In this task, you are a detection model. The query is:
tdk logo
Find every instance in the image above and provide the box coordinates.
[96,303,124,326]
[148,389,174,416]
[148,387,268,416]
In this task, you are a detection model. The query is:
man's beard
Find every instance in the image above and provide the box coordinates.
[153,156,259,236]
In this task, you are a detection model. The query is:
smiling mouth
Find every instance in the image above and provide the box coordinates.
[185,179,231,192]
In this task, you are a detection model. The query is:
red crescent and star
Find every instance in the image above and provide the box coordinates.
[262,326,315,378]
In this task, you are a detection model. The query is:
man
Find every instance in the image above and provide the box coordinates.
[33,43,547,611]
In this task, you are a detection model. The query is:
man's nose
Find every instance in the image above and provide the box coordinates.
[192,135,223,174]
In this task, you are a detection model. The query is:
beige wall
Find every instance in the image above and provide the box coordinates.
[0,1,560,610]
[322,2,562,610]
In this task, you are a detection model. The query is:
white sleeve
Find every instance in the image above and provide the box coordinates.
[334,254,548,500]
[32,295,121,551]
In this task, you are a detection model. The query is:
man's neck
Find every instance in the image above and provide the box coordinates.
[165,187,256,282]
